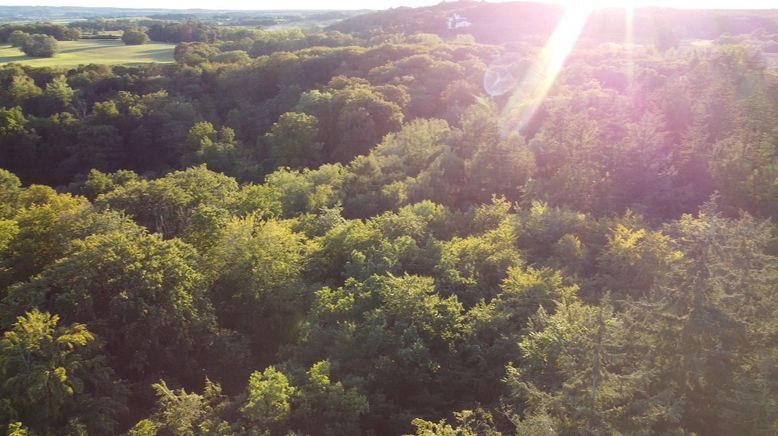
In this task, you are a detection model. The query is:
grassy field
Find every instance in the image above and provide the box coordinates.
[0,39,175,67]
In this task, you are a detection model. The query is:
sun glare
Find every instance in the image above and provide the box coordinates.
[499,2,594,135]
[625,0,635,88]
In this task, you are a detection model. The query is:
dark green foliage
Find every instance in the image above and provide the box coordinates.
[148,20,216,43]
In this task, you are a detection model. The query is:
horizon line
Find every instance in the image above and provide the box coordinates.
[2,0,777,12]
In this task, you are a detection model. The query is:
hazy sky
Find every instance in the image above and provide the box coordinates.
[4,0,776,11]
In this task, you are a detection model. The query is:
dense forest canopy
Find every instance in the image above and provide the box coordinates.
[1,1,778,435]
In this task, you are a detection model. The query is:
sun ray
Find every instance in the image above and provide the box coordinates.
[625,0,635,90]
[500,2,594,135]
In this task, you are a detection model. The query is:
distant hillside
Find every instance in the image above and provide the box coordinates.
[330,1,778,44]
[329,1,563,42]
[0,6,365,26]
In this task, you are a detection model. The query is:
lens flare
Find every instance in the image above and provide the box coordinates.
[499,2,593,135]
[484,54,528,97]
[625,0,635,89]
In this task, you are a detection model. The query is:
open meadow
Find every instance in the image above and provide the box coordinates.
[0,39,174,67]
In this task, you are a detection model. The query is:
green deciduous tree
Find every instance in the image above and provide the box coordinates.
[292,274,469,433]
[264,111,323,169]
[292,360,368,436]
[0,310,125,435]
[122,28,149,45]
[20,34,58,58]
[42,75,74,113]
[241,367,295,432]
[7,31,31,48]
[209,217,313,361]
[3,231,220,387]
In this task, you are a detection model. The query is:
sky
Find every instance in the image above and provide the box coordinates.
[3,0,777,11]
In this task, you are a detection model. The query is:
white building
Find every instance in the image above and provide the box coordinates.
[447,13,472,30]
